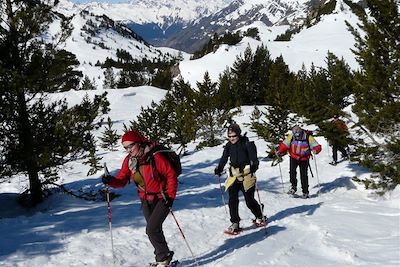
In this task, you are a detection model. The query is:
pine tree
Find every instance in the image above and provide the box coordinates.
[346,0,400,133]
[152,68,173,90]
[231,45,254,105]
[0,1,110,206]
[103,67,116,89]
[100,117,120,151]
[254,56,294,150]
[128,101,171,143]
[165,80,197,154]
[83,141,103,176]
[324,52,354,112]
[346,0,400,187]
[195,72,232,148]
[80,75,96,90]
[218,68,241,109]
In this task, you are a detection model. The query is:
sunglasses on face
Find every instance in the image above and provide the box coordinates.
[124,143,136,151]
[228,135,237,138]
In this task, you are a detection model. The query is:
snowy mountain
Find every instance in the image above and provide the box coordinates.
[166,0,315,52]
[179,0,362,88]
[53,0,365,90]
[62,0,234,47]
[54,3,188,86]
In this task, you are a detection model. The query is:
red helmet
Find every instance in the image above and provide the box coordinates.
[121,130,148,143]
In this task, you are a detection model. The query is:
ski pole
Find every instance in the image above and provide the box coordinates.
[312,156,321,196]
[308,160,314,178]
[216,173,228,214]
[255,181,268,234]
[104,163,116,267]
[161,192,199,266]
[277,162,285,193]
[275,153,285,193]
[255,181,264,212]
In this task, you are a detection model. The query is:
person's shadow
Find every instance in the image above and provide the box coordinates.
[179,202,322,266]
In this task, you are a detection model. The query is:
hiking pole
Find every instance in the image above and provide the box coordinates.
[216,173,228,214]
[161,192,199,266]
[255,181,264,212]
[312,156,321,196]
[104,163,116,267]
[274,152,285,193]
[255,181,268,234]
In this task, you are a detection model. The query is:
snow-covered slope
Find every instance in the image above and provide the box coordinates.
[53,5,187,86]
[179,0,360,88]
[0,92,399,266]
[164,0,319,52]
[61,0,233,30]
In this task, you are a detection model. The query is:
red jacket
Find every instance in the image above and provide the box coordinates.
[277,133,322,161]
[108,143,178,200]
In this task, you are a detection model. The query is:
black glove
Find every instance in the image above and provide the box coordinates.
[250,164,258,174]
[214,167,222,176]
[102,174,113,185]
[163,197,174,208]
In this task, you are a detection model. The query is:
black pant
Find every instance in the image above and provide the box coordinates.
[332,143,348,162]
[289,157,309,194]
[142,198,171,261]
[228,180,262,223]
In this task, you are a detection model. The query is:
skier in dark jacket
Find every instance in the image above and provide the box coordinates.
[102,130,178,266]
[214,124,265,234]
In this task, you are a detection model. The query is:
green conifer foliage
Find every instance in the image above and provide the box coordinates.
[100,117,120,151]
[103,67,116,89]
[164,80,197,154]
[195,72,232,148]
[346,0,400,187]
[83,141,103,176]
[128,101,171,143]
[80,75,97,90]
[0,0,109,206]
[347,0,400,133]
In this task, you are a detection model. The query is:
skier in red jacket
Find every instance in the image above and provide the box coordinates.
[102,130,178,266]
[276,126,321,198]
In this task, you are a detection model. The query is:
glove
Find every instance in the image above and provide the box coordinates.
[102,174,113,185]
[250,164,258,174]
[214,167,222,176]
[163,197,174,208]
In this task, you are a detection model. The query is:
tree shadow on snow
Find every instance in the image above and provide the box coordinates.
[315,176,357,194]
[0,176,147,260]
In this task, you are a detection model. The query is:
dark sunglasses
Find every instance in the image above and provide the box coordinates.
[228,135,237,138]
[123,143,136,150]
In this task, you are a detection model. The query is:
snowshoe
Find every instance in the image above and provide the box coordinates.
[149,261,178,267]
[224,222,241,235]
[287,188,296,195]
[253,216,268,227]
[149,252,174,267]
[301,193,310,199]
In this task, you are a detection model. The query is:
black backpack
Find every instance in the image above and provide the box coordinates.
[145,144,182,176]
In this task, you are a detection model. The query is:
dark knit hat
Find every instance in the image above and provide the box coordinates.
[228,123,241,136]
[121,130,147,143]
